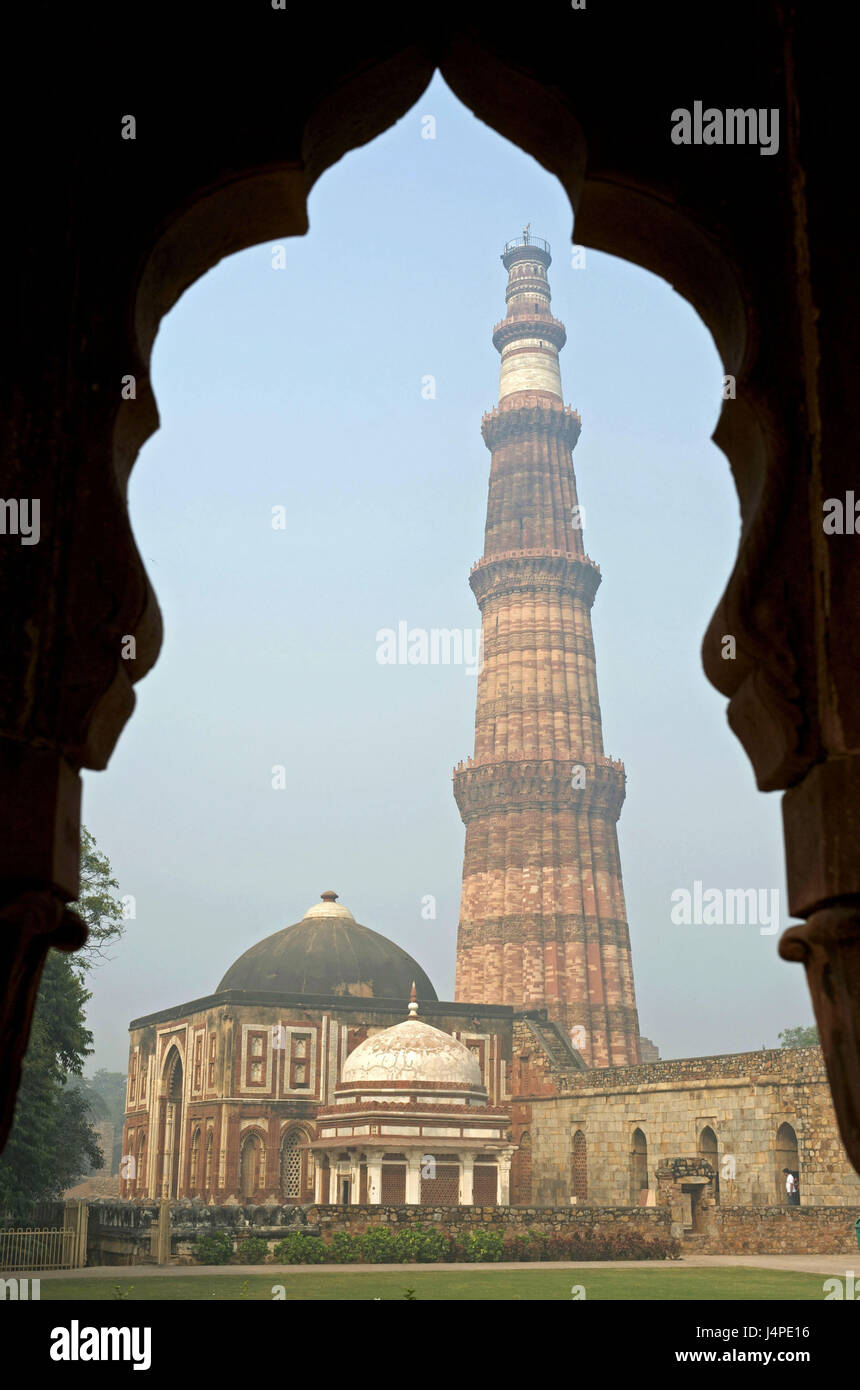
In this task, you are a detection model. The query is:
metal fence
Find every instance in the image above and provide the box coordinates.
[0,1226,78,1270]
[0,1199,88,1270]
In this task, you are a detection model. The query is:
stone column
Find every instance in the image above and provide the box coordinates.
[367,1156,382,1205]
[349,1156,361,1204]
[405,1152,422,1204]
[497,1150,512,1205]
[328,1162,339,1204]
[460,1153,474,1205]
[162,1103,175,1200]
[313,1156,326,1204]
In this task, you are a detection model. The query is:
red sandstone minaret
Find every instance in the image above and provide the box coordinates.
[453,230,641,1067]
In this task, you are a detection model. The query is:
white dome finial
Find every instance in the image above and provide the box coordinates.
[304,891,355,921]
[407,981,419,1018]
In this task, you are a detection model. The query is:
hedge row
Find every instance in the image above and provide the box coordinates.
[193,1226,680,1265]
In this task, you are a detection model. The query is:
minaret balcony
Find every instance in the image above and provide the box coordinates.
[481,399,581,450]
[492,314,567,353]
[452,754,627,822]
[468,550,601,607]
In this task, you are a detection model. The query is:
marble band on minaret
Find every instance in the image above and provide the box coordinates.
[453,232,642,1068]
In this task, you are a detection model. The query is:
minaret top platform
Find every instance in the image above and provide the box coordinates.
[502,233,551,269]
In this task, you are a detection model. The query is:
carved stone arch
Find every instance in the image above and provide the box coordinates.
[238,1122,269,1147]
[157,1044,184,1199]
[2,7,859,1178]
[238,1128,267,1200]
[161,1041,185,1096]
[280,1122,314,1203]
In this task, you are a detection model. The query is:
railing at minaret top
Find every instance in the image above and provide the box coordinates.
[503,235,550,256]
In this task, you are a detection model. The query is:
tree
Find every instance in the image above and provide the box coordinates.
[0,827,126,1215]
[76,825,126,965]
[0,953,101,1214]
[84,1069,128,1128]
[69,1069,129,1175]
[778,1025,819,1048]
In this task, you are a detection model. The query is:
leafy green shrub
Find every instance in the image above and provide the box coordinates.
[192,1230,233,1265]
[411,1226,451,1263]
[268,1222,680,1265]
[234,1236,269,1264]
[329,1230,361,1263]
[500,1228,680,1262]
[271,1233,327,1264]
[353,1226,401,1263]
[453,1229,505,1263]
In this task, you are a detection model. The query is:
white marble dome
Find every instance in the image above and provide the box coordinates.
[340,1017,484,1089]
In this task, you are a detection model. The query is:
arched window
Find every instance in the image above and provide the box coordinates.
[630,1128,648,1204]
[776,1122,800,1204]
[204,1131,214,1191]
[189,1126,201,1190]
[698,1125,719,1203]
[572,1129,587,1202]
[239,1133,262,1199]
[280,1128,304,1200]
[159,1046,183,1199]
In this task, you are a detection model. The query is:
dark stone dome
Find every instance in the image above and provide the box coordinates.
[216,891,437,1001]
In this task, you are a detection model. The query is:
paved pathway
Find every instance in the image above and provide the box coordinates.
[27,1254,859,1280]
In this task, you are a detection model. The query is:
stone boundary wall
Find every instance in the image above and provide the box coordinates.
[697,1205,860,1255]
[559,1046,825,1093]
[80,1199,860,1261]
[307,1203,670,1240]
[81,1199,671,1263]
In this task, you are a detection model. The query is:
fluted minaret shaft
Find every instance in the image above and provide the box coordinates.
[454,233,641,1068]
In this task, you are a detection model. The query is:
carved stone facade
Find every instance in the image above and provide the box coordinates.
[121,987,512,1206]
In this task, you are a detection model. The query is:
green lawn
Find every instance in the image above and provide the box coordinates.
[39,1267,830,1301]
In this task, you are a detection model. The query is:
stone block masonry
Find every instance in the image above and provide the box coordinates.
[513,1042,860,1210]
[307,1202,669,1241]
[696,1206,860,1255]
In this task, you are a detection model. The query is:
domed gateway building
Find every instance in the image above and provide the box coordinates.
[121,893,513,1206]
[311,987,513,1205]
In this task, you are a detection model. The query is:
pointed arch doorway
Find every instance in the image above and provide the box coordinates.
[158,1046,184,1199]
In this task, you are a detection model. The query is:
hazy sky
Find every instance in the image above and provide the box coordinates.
[80,73,814,1073]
